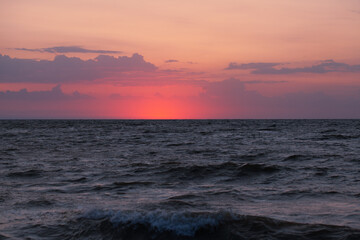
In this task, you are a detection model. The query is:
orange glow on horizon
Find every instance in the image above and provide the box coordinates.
[131,99,190,119]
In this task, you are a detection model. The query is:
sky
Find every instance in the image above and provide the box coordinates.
[1,0,360,119]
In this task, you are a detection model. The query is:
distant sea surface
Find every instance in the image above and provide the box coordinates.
[1,120,360,240]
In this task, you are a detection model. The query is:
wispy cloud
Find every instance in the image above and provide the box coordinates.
[226,62,280,70]
[226,60,360,74]
[165,59,179,63]
[14,46,122,54]
[164,59,197,64]
[241,80,288,84]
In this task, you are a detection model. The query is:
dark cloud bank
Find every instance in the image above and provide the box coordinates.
[0,53,157,83]
[226,60,360,74]
[1,78,359,118]
[0,85,94,119]
[199,78,360,118]
[0,85,92,101]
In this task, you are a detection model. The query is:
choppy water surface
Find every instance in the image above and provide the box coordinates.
[1,120,360,239]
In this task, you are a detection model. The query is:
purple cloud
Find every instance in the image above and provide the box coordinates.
[0,53,157,83]
[14,46,122,54]
[165,59,179,63]
[225,62,280,70]
[226,60,360,74]
[200,78,360,118]
[0,85,92,101]
[240,80,288,84]
[0,86,95,119]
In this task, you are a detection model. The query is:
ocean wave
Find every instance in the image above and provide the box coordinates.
[15,198,53,208]
[92,181,155,191]
[56,210,360,240]
[82,209,228,237]
[159,162,282,180]
[317,134,359,140]
[6,169,43,178]
[166,142,195,147]
[283,154,310,161]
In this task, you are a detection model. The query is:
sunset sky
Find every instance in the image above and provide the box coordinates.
[1,0,360,118]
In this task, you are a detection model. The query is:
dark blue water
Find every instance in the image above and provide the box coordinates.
[1,120,360,239]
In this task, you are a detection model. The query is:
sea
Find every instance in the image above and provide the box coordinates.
[0,120,360,240]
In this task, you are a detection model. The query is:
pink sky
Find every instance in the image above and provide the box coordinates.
[1,0,360,118]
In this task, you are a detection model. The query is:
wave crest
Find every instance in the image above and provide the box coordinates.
[84,209,234,237]
[73,210,360,240]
